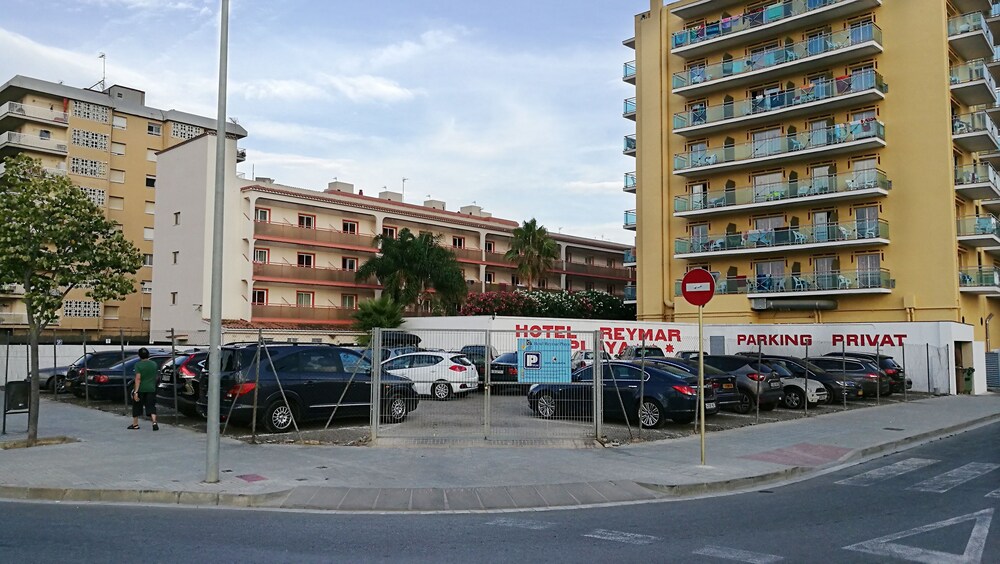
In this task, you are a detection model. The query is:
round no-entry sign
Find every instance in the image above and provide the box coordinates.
[681,268,715,307]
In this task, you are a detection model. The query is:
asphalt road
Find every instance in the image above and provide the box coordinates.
[2,420,997,563]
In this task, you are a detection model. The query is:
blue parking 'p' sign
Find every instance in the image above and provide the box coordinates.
[517,338,571,384]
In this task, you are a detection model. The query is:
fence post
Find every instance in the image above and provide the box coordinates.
[841,341,847,410]
[83,337,89,407]
[594,330,603,441]
[944,344,950,396]
[803,342,809,417]
[902,344,907,402]
[638,337,645,441]
[875,340,880,406]
[369,328,382,443]
[120,329,128,415]
[483,329,491,441]
[51,330,58,400]
[755,342,761,423]
[170,329,178,425]
[926,343,931,396]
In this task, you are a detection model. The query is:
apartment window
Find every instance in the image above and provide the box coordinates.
[809,118,832,147]
[382,226,397,239]
[253,248,269,263]
[298,214,315,229]
[143,227,154,241]
[144,201,155,215]
[72,129,109,150]
[255,208,270,222]
[752,171,783,202]
[607,284,617,294]
[452,236,465,248]
[538,278,547,289]
[297,253,314,268]
[342,220,358,234]
[146,149,157,162]
[111,115,127,130]
[146,175,156,188]
[814,256,837,290]
[512,275,521,286]
[103,305,119,320]
[296,291,314,307]
[147,122,161,136]
[79,187,106,207]
[341,294,357,309]
[485,272,495,284]
[108,196,124,210]
[252,289,268,305]
[72,101,109,123]
[485,241,495,253]
[110,142,125,155]
[63,300,101,318]
[173,211,180,225]
[606,258,614,268]
[855,205,879,238]
[810,165,833,194]
[585,281,595,291]
[342,257,358,271]
[110,169,125,183]
[690,223,709,251]
[140,280,152,294]
[70,157,107,178]
[754,215,785,232]
[751,127,781,157]
[170,122,203,140]
[141,307,151,321]
[143,254,154,266]
[754,260,785,288]
[585,256,594,266]
[857,253,881,288]
[689,181,708,210]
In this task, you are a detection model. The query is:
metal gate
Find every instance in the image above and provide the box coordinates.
[986,352,1000,390]
[370,328,601,445]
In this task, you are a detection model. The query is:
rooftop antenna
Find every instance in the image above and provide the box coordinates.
[402,177,409,200]
[89,53,107,91]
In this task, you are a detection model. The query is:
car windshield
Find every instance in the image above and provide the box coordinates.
[675,359,727,376]
[494,352,518,363]
[86,353,137,369]
[636,348,665,357]
[764,362,793,377]
[451,355,474,366]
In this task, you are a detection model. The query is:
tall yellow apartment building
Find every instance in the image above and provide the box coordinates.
[625,0,1000,344]
[0,75,247,340]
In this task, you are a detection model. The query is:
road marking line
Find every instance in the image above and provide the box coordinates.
[693,545,783,563]
[986,488,1000,499]
[583,529,659,545]
[484,518,554,531]
[907,463,1000,493]
[844,508,993,564]
[835,458,940,486]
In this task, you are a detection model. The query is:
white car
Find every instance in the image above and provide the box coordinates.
[780,375,829,408]
[382,352,479,400]
[571,350,611,370]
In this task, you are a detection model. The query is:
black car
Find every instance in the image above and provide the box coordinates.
[65,348,170,397]
[735,352,863,403]
[527,361,717,428]
[700,355,784,413]
[156,350,208,416]
[195,343,419,433]
[634,357,740,410]
[823,352,911,392]
[81,354,176,400]
[807,356,891,398]
[488,352,528,393]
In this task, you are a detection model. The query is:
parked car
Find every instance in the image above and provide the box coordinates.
[28,364,70,393]
[824,352,911,392]
[616,345,666,360]
[633,357,740,411]
[155,350,208,416]
[527,361,717,428]
[674,351,701,361]
[460,344,499,361]
[382,352,479,400]
[81,353,176,400]
[699,355,784,414]
[735,352,863,403]
[571,350,611,370]
[488,352,528,393]
[755,359,828,409]
[807,356,891,398]
[196,343,419,433]
[65,348,170,397]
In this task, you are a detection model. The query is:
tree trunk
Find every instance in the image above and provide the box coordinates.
[26,324,40,447]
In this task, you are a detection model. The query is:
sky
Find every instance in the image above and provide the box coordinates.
[0,0,652,244]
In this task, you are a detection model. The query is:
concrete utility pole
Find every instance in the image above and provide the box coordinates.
[206,0,230,484]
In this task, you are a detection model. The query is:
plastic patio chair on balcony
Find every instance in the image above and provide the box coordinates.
[976,217,996,234]
[959,271,975,285]
[793,276,810,291]
[837,275,852,289]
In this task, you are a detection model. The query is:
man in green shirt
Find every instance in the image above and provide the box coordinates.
[128,348,159,431]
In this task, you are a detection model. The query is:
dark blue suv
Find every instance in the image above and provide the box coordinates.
[196,343,419,433]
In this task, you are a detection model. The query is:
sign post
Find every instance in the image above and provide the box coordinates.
[681,268,715,466]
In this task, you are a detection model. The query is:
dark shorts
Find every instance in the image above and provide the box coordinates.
[132,391,157,417]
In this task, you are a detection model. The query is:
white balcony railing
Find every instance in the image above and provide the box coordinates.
[0,131,69,154]
[0,101,70,125]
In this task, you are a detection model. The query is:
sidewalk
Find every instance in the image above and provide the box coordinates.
[1,390,997,512]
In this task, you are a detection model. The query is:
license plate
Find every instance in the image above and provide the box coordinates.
[858,390,863,396]
[705,402,716,410]
[769,381,781,388]
[161,374,172,383]
[723,383,734,389]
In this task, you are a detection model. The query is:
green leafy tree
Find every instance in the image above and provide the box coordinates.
[504,219,560,290]
[351,296,404,345]
[0,155,142,446]
[356,228,467,313]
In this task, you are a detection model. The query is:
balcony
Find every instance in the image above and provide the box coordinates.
[959,266,1000,295]
[623,248,636,266]
[0,131,68,156]
[624,171,636,193]
[673,71,887,137]
[953,112,1000,153]
[954,0,993,13]
[253,220,378,251]
[0,312,29,325]
[0,101,69,129]
[673,120,886,177]
[950,60,997,107]
[674,170,890,218]
[624,209,636,230]
[670,0,748,19]
[623,97,636,120]
[671,23,883,98]
[949,13,995,61]
[623,134,636,156]
[671,0,882,59]
[623,60,636,84]
[251,303,357,324]
[450,247,484,262]
[483,251,515,267]
[957,214,1000,247]
[674,219,889,259]
[252,262,379,287]
[0,284,25,297]
[674,269,892,297]
[988,3,1000,37]
[624,284,636,302]
[556,260,634,280]
[956,163,1000,200]
[623,36,635,49]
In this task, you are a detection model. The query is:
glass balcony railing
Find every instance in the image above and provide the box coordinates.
[670,0,852,50]
[993,2,1000,17]
[624,210,637,228]
[949,12,993,42]
[674,269,892,295]
[623,60,636,81]
[623,248,637,263]
[956,162,999,186]
[674,218,888,255]
[673,120,884,171]
[957,214,1000,236]
[951,59,994,87]
[672,23,881,89]
[959,266,1000,288]
[673,70,886,130]
[624,134,636,154]
[673,170,889,213]
[624,171,636,191]
[953,111,998,138]
[623,97,636,116]
[624,285,637,301]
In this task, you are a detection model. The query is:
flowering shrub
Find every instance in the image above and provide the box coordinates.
[460,290,635,320]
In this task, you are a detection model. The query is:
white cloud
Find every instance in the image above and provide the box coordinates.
[370,28,462,68]
[317,73,419,103]
[245,120,363,145]
[234,79,328,102]
[562,180,621,194]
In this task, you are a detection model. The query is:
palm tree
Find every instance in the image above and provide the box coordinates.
[351,296,404,344]
[505,219,560,290]
[356,228,467,312]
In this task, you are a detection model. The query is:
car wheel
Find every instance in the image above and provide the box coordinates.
[264,400,296,433]
[638,398,664,429]
[382,395,408,423]
[783,388,805,409]
[734,391,753,414]
[536,393,557,418]
[431,381,452,401]
[760,402,777,411]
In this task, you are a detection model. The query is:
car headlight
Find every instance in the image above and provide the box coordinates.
[835,380,848,386]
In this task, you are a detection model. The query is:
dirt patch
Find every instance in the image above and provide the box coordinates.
[0,436,78,449]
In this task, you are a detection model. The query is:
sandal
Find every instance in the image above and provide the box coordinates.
[127,424,140,430]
